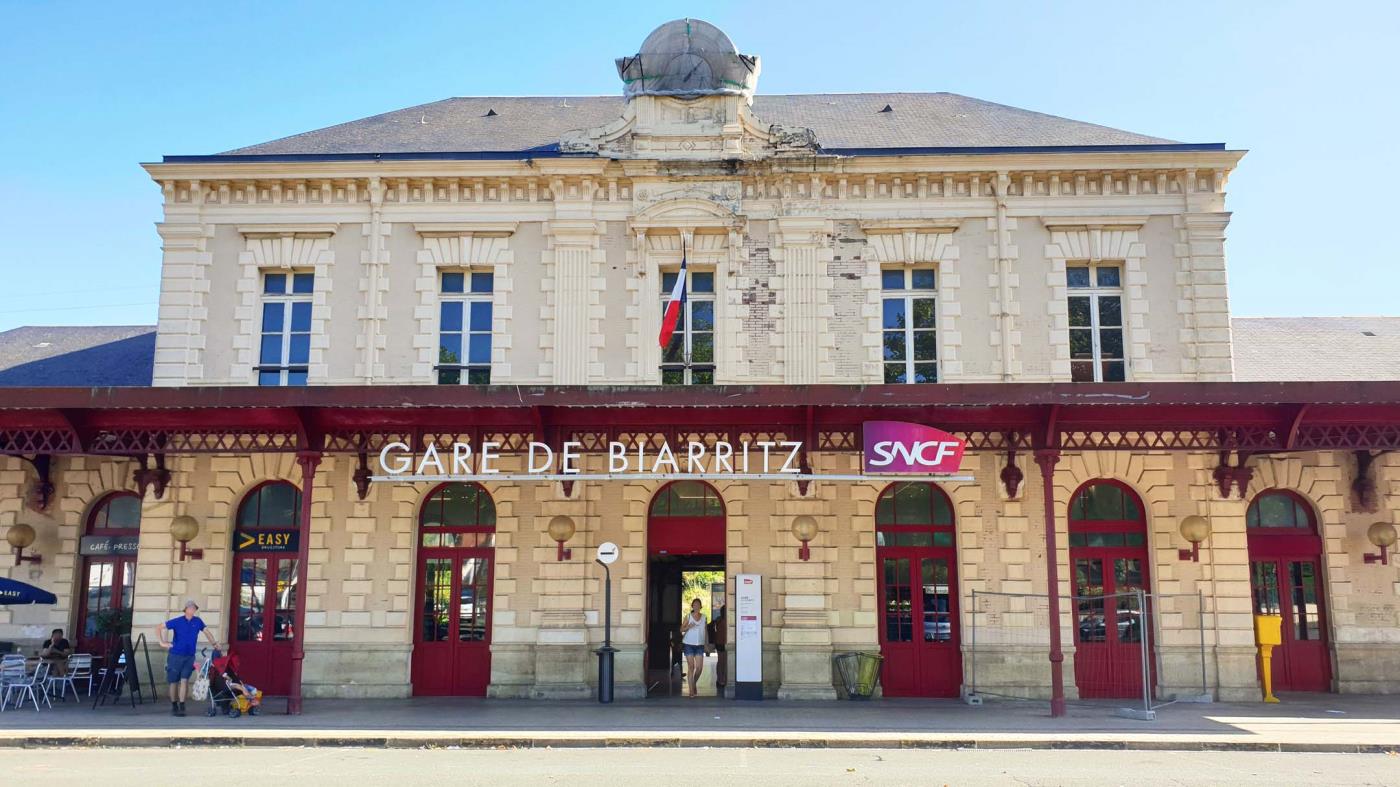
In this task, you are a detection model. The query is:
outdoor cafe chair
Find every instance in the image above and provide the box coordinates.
[47,653,93,700]
[1,659,51,712]
[0,659,25,711]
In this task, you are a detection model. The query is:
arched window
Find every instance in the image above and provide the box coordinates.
[88,492,141,534]
[1247,490,1315,531]
[419,483,495,548]
[649,480,724,518]
[237,481,300,528]
[1068,480,1146,549]
[875,482,954,547]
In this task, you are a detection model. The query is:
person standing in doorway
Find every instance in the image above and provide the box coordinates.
[706,600,727,695]
[156,600,217,717]
[680,598,707,698]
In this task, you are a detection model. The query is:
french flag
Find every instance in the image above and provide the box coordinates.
[658,250,687,350]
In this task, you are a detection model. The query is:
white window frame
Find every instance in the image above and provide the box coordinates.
[1066,262,1126,382]
[256,270,313,387]
[435,270,493,385]
[659,268,715,386]
[881,267,938,384]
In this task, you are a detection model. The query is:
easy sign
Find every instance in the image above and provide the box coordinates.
[862,420,967,475]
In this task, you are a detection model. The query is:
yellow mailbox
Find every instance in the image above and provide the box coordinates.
[1253,614,1283,703]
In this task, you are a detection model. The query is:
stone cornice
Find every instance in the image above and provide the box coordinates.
[858,218,962,234]
[237,223,338,237]
[412,222,519,237]
[1041,216,1150,231]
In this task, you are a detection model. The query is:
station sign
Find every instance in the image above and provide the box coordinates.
[233,529,299,553]
[862,421,966,475]
[78,535,140,557]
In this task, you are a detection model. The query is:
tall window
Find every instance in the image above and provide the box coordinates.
[881,268,937,384]
[437,271,493,385]
[660,269,714,385]
[258,271,313,386]
[1067,263,1125,382]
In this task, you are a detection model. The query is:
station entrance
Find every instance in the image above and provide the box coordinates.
[644,481,726,698]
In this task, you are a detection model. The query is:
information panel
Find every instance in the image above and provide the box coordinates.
[734,573,762,700]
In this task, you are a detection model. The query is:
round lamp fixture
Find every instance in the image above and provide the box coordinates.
[791,514,819,561]
[1178,515,1211,562]
[548,515,576,561]
[6,523,40,566]
[170,514,203,562]
[1364,521,1397,565]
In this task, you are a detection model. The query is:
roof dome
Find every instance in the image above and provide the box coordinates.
[616,19,760,101]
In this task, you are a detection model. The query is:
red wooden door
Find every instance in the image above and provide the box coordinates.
[76,557,136,656]
[412,550,493,696]
[1071,554,1151,699]
[231,555,298,695]
[878,552,960,696]
[1251,558,1330,692]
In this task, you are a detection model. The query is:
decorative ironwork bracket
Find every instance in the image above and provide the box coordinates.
[1351,450,1383,513]
[1213,450,1254,499]
[1000,441,1024,498]
[353,451,372,501]
[133,453,171,500]
[21,454,54,513]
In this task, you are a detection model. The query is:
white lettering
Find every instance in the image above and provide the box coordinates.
[452,443,473,475]
[713,441,733,473]
[686,442,707,473]
[779,441,802,473]
[562,441,582,475]
[417,444,445,475]
[608,441,628,473]
[869,441,897,467]
[756,441,776,472]
[528,442,554,473]
[378,441,412,474]
[480,442,500,474]
[652,442,679,473]
[868,440,959,469]
[741,441,750,473]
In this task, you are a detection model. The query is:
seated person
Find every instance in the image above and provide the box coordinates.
[38,628,72,676]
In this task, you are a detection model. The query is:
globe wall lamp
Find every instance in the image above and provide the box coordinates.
[171,515,203,562]
[1178,515,1210,562]
[791,515,819,561]
[6,523,41,566]
[1363,521,1397,566]
[547,515,576,561]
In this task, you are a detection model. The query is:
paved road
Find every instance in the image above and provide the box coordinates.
[7,747,1399,786]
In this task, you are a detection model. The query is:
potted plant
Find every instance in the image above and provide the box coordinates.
[92,608,132,658]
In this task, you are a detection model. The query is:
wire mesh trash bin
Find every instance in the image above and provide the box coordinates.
[834,652,883,700]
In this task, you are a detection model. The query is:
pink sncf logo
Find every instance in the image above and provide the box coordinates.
[862,421,966,474]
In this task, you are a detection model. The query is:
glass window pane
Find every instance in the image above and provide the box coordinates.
[922,559,951,642]
[1098,297,1122,327]
[913,363,937,384]
[467,334,491,365]
[661,272,677,293]
[421,559,451,642]
[882,299,906,330]
[911,269,936,290]
[881,270,904,290]
[291,273,314,294]
[104,495,141,529]
[691,333,714,363]
[911,298,936,329]
[262,274,286,295]
[1070,329,1093,360]
[440,302,463,332]
[1068,297,1092,327]
[466,368,491,385]
[470,272,494,293]
[662,368,685,385]
[1291,561,1319,641]
[236,559,267,642]
[439,334,462,365]
[894,483,933,524]
[288,334,310,365]
[440,272,465,293]
[1101,361,1126,382]
[691,301,714,331]
[1066,266,1091,288]
[290,301,312,332]
[1252,561,1281,615]
[913,331,937,360]
[883,331,906,361]
[1070,361,1095,383]
[469,301,492,332]
[691,272,714,293]
[1100,329,1124,359]
[884,364,906,384]
[258,370,282,386]
[286,370,308,386]
[437,368,461,385]
[663,334,685,363]
[261,302,285,333]
[259,335,283,365]
[1096,266,1121,288]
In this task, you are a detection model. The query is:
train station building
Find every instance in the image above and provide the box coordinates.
[1,20,1398,712]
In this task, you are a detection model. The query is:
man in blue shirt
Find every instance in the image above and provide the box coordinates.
[156,600,217,717]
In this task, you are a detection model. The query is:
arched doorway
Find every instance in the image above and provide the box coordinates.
[75,492,140,656]
[645,480,726,697]
[411,482,495,696]
[230,481,301,695]
[1246,489,1331,692]
[875,482,961,697]
[1068,480,1154,699]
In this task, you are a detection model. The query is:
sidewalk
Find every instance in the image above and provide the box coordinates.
[1,693,1396,752]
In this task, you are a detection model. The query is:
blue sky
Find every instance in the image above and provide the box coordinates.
[1,0,1396,331]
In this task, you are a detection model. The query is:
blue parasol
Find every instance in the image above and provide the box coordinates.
[0,577,57,605]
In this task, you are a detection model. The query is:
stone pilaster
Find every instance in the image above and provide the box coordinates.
[773,217,832,385]
[774,484,837,700]
[542,220,603,384]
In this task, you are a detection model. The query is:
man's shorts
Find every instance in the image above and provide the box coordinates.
[682,644,705,657]
[165,652,196,683]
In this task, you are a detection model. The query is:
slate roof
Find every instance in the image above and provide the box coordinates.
[0,326,156,387]
[1232,317,1400,382]
[198,93,1202,160]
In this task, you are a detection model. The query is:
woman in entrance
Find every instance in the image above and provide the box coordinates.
[680,598,708,698]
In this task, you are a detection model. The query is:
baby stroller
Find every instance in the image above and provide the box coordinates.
[196,649,262,718]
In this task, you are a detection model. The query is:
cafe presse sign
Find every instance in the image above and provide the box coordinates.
[373,421,968,483]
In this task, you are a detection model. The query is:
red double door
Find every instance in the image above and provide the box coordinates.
[877,549,961,697]
[1071,550,1153,699]
[1250,553,1330,692]
[411,548,493,696]
[231,555,298,696]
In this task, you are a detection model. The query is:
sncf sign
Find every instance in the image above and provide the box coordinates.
[862,421,966,475]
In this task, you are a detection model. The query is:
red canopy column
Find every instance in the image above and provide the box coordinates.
[1034,449,1067,717]
[288,450,320,714]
